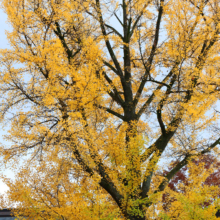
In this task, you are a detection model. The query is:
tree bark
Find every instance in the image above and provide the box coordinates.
[127,214,146,220]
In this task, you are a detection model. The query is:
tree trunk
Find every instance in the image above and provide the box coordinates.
[127,214,146,220]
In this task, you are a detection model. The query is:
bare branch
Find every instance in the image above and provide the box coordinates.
[133,0,165,108]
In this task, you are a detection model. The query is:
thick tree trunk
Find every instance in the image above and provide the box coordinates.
[127,214,146,220]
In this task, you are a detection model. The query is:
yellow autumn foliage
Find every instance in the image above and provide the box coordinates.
[0,0,219,219]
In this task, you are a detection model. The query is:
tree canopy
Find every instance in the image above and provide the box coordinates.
[0,0,220,219]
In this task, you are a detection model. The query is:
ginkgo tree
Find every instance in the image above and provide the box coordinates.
[0,0,220,219]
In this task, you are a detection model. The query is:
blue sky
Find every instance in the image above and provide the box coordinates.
[0,9,13,194]
[0,9,10,49]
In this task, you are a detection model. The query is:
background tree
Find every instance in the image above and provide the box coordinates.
[0,0,220,219]
[158,154,220,219]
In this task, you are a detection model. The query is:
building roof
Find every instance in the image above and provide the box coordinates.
[0,209,16,220]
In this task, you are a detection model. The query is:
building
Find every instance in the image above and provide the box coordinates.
[0,209,16,220]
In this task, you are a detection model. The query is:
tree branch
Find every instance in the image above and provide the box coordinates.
[96,71,125,106]
[71,108,124,208]
[136,62,179,119]
[133,0,164,107]
[155,137,220,193]
[157,73,177,135]
[105,24,124,40]
[103,60,120,76]
[128,0,151,41]
[54,22,81,63]
[95,0,124,78]
[113,12,123,26]
[97,105,124,120]
[155,155,190,193]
